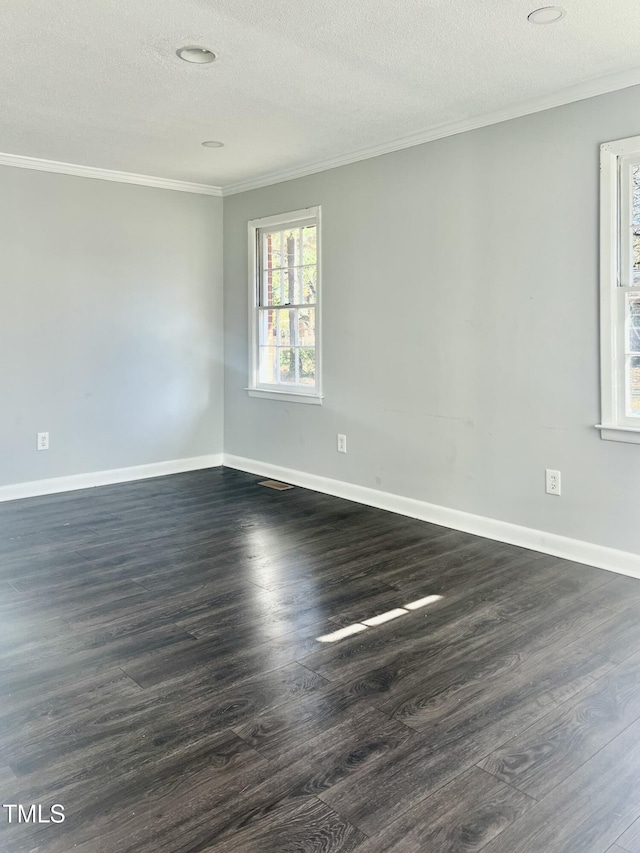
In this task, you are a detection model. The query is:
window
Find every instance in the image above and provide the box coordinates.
[247,207,322,404]
[598,137,640,443]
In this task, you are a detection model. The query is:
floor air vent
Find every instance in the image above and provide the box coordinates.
[258,480,294,491]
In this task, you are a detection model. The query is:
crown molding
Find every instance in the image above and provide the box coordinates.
[3,65,640,199]
[0,151,223,196]
[221,65,640,196]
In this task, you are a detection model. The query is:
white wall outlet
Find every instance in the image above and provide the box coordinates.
[37,432,49,451]
[545,469,561,496]
[337,434,347,453]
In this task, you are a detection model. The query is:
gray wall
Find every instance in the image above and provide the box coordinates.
[224,85,640,555]
[0,167,224,486]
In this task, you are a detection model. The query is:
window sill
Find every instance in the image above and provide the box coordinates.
[246,388,323,405]
[595,424,640,444]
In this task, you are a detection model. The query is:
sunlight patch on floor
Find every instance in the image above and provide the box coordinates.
[316,594,443,643]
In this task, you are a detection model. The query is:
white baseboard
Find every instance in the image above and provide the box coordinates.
[0,454,223,503]
[223,454,640,581]
[3,450,638,581]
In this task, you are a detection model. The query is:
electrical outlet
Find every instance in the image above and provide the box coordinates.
[337,434,347,453]
[545,469,561,496]
[37,432,49,451]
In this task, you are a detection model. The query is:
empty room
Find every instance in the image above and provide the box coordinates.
[2,1,640,851]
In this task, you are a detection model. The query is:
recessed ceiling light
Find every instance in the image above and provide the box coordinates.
[201,141,224,148]
[176,46,216,64]
[528,6,566,24]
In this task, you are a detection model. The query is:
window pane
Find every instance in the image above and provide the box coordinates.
[262,269,284,306]
[628,355,640,416]
[259,309,277,346]
[302,225,317,265]
[278,309,295,347]
[265,266,315,305]
[634,232,640,286]
[280,268,300,305]
[279,348,295,383]
[298,348,316,385]
[302,266,317,303]
[633,166,640,227]
[263,231,282,271]
[282,228,301,268]
[298,308,315,346]
[258,347,277,384]
[632,167,640,286]
[628,294,640,353]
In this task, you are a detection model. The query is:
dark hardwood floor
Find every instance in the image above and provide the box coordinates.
[1,466,640,852]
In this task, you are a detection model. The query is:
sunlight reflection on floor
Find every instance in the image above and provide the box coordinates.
[316,594,443,643]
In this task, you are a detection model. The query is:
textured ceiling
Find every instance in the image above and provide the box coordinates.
[2,0,640,190]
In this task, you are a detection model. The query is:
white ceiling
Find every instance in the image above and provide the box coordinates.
[3,0,640,192]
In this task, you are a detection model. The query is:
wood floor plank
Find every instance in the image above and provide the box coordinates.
[13,698,405,852]
[356,766,535,853]
[0,666,143,738]
[319,643,611,836]
[299,612,528,737]
[488,569,632,629]
[299,588,517,686]
[574,604,640,664]
[379,630,612,727]
[0,621,200,700]
[489,576,640,657]
[1,466,639,852]
[1,729,266,853]
[515,554,615,593]
[231,676,416,759]
[377,540,526,595]
[478,648,640,798]
[201,796,368,853]
[148,660,329,734]
[479,717,640,853]
[198,704,414,851]
[175,573,397,641]
[615,815,640,851]
[120,618,341,689]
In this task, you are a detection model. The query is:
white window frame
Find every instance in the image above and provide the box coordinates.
[597,136,640,444]
[246,206,322,405]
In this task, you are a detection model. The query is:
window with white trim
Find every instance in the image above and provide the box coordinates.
[599,137,640,443]
[247,207,322,404]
